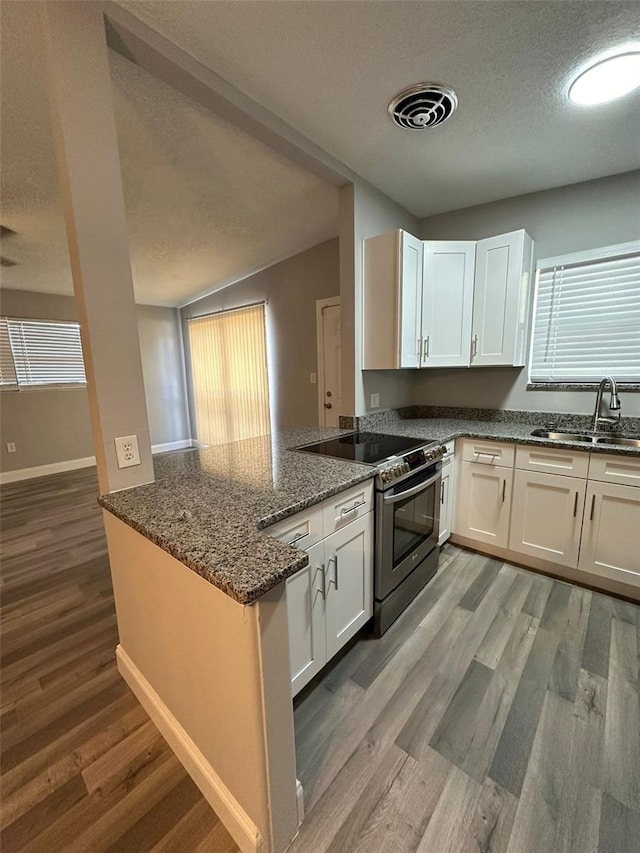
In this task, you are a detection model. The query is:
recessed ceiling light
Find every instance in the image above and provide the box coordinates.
[569,52,640,105]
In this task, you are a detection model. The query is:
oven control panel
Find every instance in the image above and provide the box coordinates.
[378,444,446,486]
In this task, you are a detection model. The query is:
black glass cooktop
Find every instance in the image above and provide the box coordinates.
[297,432,430,465]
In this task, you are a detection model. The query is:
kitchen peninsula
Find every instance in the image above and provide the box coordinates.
[99,409,640,853]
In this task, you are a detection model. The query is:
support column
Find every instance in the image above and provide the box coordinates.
[44,1,153,493]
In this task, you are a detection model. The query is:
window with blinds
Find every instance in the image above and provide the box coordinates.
[187,303,271,446]
[529,244,640,384]
[0,317,87,390]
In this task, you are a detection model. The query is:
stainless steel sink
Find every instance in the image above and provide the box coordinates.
[530,429,593,442]
[530,428,640,448]
[595,436,640,448]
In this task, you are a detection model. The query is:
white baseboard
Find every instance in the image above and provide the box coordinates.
[151,439,195,454]
[0,440,195,484]
[116,646,262,853]
[0,455,96,484]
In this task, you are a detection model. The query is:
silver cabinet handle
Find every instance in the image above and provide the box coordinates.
[327,556,338,590]
[423,336,430,361]
[417,338,423,362]
[317,563,326,600]
[474,451,499,461]
[288,531,309,546]
[502,479,506,503]
[573,492,579,517]
[589,494,596,521]
[340,500,366,517]
[471,334,478,359]
[440,480,445,504]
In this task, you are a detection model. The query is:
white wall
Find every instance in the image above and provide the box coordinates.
[0,289,191,472]
[415,171,640,416]
[339,181,419,416]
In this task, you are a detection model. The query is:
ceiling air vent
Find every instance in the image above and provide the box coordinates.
[388,84,458,130]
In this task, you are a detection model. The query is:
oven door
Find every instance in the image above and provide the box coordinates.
[375,464,441,600]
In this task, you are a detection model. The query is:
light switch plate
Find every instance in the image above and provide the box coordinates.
[310,372,317,385]
[370,393,380,408]
[114,435,141,468]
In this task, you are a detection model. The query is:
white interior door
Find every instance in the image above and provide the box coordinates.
[317,299,341,427]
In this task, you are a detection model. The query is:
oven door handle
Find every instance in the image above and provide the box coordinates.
[383,471,440,504]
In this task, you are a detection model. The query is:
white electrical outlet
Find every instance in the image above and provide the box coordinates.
[310,372,317,385]
[114,435,141,469]
[370,393,380,408]
[6,442,16,454]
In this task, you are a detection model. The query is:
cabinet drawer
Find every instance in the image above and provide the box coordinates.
[323,481,374,535]
[515,444,589,478]
[588,453,640,488]
[267,503,323,551]
[460,438,514,468]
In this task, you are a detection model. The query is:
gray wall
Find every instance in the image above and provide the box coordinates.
[339,181,419,416]
[180,238,340,433]
[0,289,191,472]
[415,171,640,416]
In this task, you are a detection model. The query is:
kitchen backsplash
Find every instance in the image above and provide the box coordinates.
[344,406,640,434]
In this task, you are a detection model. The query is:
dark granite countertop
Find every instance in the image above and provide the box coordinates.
[98,427,374,605]
[360,417,640,457]
[99,413,639,606]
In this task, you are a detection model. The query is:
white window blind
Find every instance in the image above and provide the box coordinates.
[1,317,87,389]
[530,247,640,384]
[187,303,271,446]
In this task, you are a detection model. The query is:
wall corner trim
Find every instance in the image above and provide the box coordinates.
[116,646,263,853]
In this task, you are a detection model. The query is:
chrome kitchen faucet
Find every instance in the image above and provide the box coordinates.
[591,376,621,432]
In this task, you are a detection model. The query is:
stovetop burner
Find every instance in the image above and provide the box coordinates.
[296,431,430,465]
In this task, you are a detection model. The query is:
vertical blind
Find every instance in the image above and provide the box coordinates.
[187,303,271,446]
[530,250,640,383]
[0,317,87,389]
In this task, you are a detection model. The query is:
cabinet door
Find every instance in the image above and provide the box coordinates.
[422,241,475,367]
[509,470,585,568]
[398,232,424,368]
[438,465,454,545]
[286,541,327,697]
[578,481,640,588]
[324,513,373,660]
[455,462,512,548]
[471,230,526,366]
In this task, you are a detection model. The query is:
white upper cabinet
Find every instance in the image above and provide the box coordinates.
[471,229,533,367]
[363,228,533,370]
[399,232,424,368]
[363,229,423,369]
[421,241,476,367]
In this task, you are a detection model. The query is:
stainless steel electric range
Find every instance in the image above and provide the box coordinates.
[297,432,446,635]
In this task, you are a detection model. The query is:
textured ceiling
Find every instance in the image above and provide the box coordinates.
[0,2,338,305]
[122,0,640,217]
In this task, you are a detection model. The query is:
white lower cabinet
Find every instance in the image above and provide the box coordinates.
[509,470,586,568]
[285,541,327,697]
[439,461,455,545]
[324,514,373,660]
[455,461,512,548]
[578,481,640,587]
[284,511,373,696]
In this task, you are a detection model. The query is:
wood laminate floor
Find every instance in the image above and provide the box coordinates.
[2,468,639,852]
[0,467,238,852]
